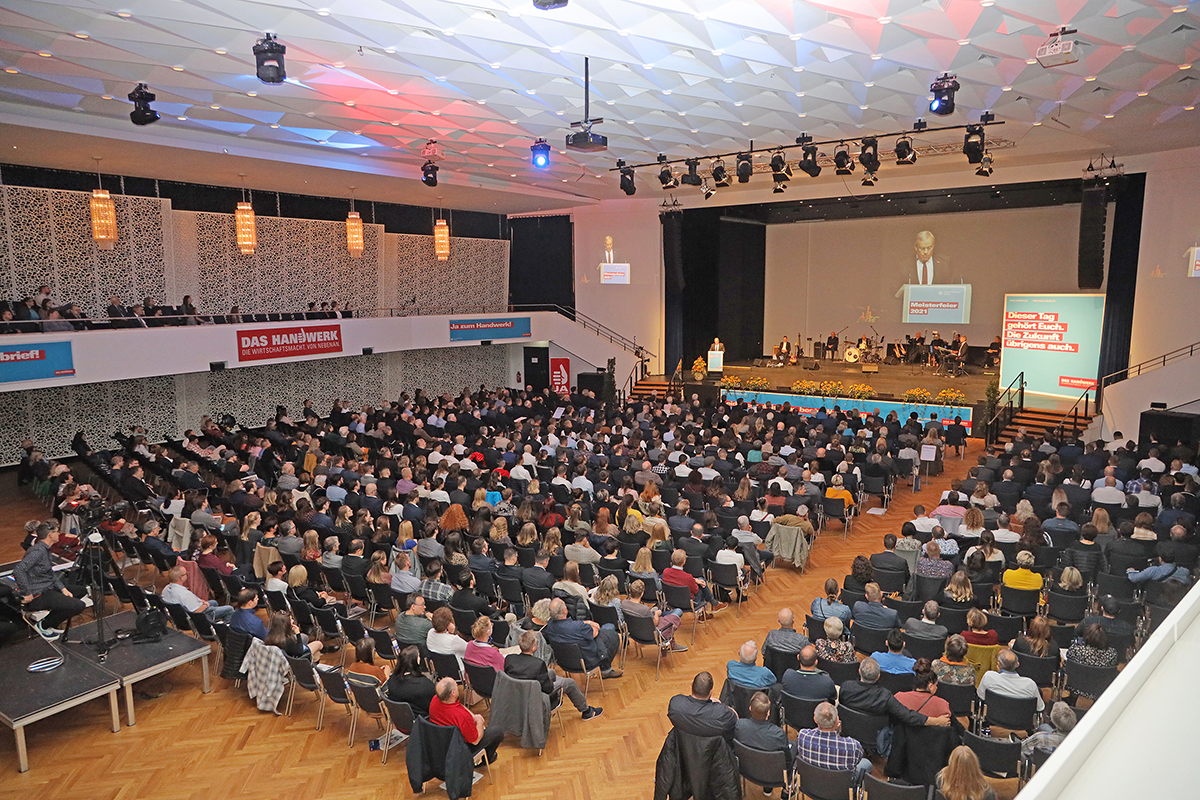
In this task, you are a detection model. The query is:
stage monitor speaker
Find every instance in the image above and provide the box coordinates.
[1078,183,1107,289]
[577,372,604,394]
[861,364,879,373]
[803,361,820,370]
[209,361,226,371]
[361,347,374,355]
[753,358,766,367]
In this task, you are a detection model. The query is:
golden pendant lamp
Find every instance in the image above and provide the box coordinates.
[346,186,363,258]
[90,157,118,250]
[235,173,256,255]
[434,216,449,261]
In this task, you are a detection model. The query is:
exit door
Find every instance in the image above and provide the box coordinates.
[523,346,550,393]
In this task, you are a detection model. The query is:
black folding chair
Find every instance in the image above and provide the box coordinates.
[914,575,948,602]
[794,759,858,800]
[379,698,415,764]
[707,561,745,616]
[427,651,463,683]
[851,624,893,656]
[861,773,930,800]
[1046,592,1088,624]
[985,612,1024,644]
[837,705,888,756]
[315,666,358,745]
[662,582,701,644]
[1000,587,1041,617]
[1062,660,1118,700]
[903,634,948,662]
[763,646,801,682]
[463,662,497,708]
[548,640,604,697]
[877,670,915,694]
[816,657,861,686]
[981,689,1038,734]
[1015,651,1059,689]
[625,612,671,680]
[938,681,977,719]
[284,654,325,723]
[874,569,907,596]
[820,496,853,540]
[735,741,793,799]
[962,729,1022,782]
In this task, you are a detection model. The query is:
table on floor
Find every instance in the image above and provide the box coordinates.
[0,637,120,773]
[59,610,211,727]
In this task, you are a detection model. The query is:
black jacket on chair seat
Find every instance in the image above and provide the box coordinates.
[654,728,740,800]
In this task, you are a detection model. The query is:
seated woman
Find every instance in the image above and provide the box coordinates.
[552,561,589,600]
[932,634,977,686]
[1054,566,1087,597]
[299,529,321,562]
[649,522,673,552]
[589,575,625,623]
[463,616,508,672]
[959,506,986,539]
[814,617,857,663]
[749,496,775,524]
[1002,551,1044,591]
[843,555,875,593]
[230,589,268,639]
[542,527,564,557]
[941,570,983,610]
[629,547,663,593]
[961,608,998,646]
[597,540,625,573]
[618,513,649,549]
[346,637,391,685]
[810,577,853,624]
[264,610,322,659]
[963,550,998,587]
[1011,615,1053,658]
[936,746,997,800]
[385,645,437,716]
[917,540,954,580]
[195,534,237,577]
[1066,623,1119,670]
[964,531,1005,570]
[824,474,856,509]
[764,484,786,513]
[287,564,345,613]
[894,658,951,718]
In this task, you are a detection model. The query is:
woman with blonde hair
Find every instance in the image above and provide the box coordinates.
[960,506,985,539]
[649,521,672,552]
[1057,566,1086,596]
[439,503,469,533]
[300,529,321,562]
[565,504,591,536]
[237,510,262,563]
[1013,499,1035,524]
[970,482,998,509]
[396,518,415,547]
[488,517,512,547]
[516,522,539,548]
[733,475,754,503]
[543,526,563,556]
[553,561,589,600]
[937,746,996,800]
[367,550,390,585]
[590,575,623,621]
[941,570,977,609]
[629,547,662,592]
[1090,507,1115,537]
[471,487,491,512]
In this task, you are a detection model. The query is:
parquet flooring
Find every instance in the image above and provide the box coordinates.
[0,444,1023,800]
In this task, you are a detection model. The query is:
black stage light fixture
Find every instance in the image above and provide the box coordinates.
[797,145,821,177]
[770,151,792,181]
[772,179,786,194]
[421,160,439,186]
[530,138,551,169]
[975,151,994,177]
[833,143,854,174]
[253,33,286,84]
[929,73,959,116]
[617,160,636,195]
[701,179,715,200]
[736,152,753,183]
[861,172,877,187]
[657,154,678,189]
[711,158,730,187]
[963,125,986,164]
[128,83,159,126]
[533,0,569,9]
[680,158,703,186]
[857,137,880,173]
[894,136,917,164]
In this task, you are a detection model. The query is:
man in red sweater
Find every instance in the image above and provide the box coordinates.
[429,677,502,763]
[662,549,726,617]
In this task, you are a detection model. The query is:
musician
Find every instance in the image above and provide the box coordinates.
[907,331,927,364]
[928,331,948,367]
[955,335,969,375]
[775,336,791,364]
[857,334,870,351]
[985,336,1001,369]
[825,332,839,361]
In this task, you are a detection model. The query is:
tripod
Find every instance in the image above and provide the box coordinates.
[72,530,120,655]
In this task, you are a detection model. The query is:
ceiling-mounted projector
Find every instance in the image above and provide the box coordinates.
[533,0,568,9]
[1036,27,1079,68]
[566,130,607,152]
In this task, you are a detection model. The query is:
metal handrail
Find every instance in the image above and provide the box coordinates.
[509,303,645,357]
[1052,389,1094,441]
[985,371,1025,447]
[1097,339,1200,405]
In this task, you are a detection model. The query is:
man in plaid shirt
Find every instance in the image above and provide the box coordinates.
[795,702,873,784]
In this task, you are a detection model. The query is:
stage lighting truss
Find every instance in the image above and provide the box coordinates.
[770,150,793,182]
[833,143,855,175]
[857,137,881,173]
[736,153,753,183]
[711,158,730,187]
[963,125,986,164]
[680,158,703,186]
[894,136,917,165]
[657,154,679,189]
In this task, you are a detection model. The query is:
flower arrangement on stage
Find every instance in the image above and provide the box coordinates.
[743,376,770,392]
[691,356,706,381]
[935,388,968,407]
[902,387,933,404]
[791,379,821,395]
[718,376,743,389]
[817,380,844,398]
[845,383,877,400]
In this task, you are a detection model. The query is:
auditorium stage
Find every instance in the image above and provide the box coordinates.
[710,358,995,404]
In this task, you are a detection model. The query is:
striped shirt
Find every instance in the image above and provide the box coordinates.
[795,728,864,771]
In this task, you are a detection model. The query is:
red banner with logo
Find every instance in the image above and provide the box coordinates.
[237,324,343,362]
[550,357,570,395]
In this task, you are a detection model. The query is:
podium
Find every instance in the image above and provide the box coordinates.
[901,283,972,324]
[707,350,724,374]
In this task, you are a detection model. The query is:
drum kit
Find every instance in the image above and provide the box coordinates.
[843,337,884,364]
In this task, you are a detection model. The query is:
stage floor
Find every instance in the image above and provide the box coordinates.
[717,358,996,403]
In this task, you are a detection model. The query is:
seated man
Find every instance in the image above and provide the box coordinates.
[977,648,1045,711]
[727,640,777,688]
[426,606,468,665]
[429,676,502,763]
[161,565,234,623]
[13,523,87,640]
[667,671,737,743]
[871,629,916,674]
[851,583,901,629]
[735,691,794,763]
[394,594,433,647]
[903,601,949,640]
[543,598,623,679]
[781,645,837,702]
[795,702,872,784]
[505,630,602,721]
[1020,701,1077,760]
[620,579,686,652]
[662,549,723,616]
[839,658,951,728]
[763,608,809,654]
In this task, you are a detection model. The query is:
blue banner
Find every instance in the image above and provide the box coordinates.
[1000,293,1105,399]
[448,316,532,342]
[0,341,75,383]
[722,390,973,430]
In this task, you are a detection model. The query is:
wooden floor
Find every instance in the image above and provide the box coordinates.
[0,443,1024,800]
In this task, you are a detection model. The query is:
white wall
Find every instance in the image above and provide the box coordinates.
[1094,354,1200,441]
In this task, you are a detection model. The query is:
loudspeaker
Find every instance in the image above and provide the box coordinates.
[209,361,226,371]
[861,363,879,373]
[480,340,492,346]
[803,361,821,371]
[753,358,766,367]
[577,372,604,394]
[1078,183,1108,289]
[663,213,685,292]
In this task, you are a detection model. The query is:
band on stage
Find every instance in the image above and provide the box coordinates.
[768,330,1000,374]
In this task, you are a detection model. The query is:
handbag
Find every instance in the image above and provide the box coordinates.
[134,608,168,642]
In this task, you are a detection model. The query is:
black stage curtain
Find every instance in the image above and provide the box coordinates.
[716,217,766,361]
[509,215,574,310]
[1098,172,1144,382]
[662,211,685,377]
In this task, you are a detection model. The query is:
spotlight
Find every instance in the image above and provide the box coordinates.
[533,0,569,9]
[530,138,551,169]
[963,125,985,164]
[772,179,786,194]
[657,154,678,189]
[929,73,959,116]
[421,160,439,186]
[127,83,159,125]
[736,153,753,183]
[833,144,855,175]
[701,179,715,200]
[857,137,880,173]
[617,160,636,195]
[770,151,792,181]
[797,145,822,177]
[711,159,730,187]
[253,33,286,84]
[680,158,703,186]
[861,172,877,186]
[894,136,917,164]
[975,151,994,177]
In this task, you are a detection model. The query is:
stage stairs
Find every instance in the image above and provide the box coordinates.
[628,375,675,403]
[994,407,1095,450]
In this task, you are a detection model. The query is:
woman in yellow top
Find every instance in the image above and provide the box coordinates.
[1001,550,1044,591]
[824,474,856,509]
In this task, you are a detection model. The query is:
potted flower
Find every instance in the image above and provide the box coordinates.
[846,383,876,400]
[935,388,967,407]
[791,379,820,396]
[691,356,706,382]
[902,387,933,405]
[718,376,742,389]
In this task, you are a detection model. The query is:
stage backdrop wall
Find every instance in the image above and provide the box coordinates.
[763,204,1105,354]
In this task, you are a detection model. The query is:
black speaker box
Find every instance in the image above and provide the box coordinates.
[577,372,605,394]
[1078,184,1108,289]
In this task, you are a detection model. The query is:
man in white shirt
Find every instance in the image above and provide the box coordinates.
[909,505,938,533]
[674,459,693,479]
[551,466,573,489]
[571,472,594,494]
[977,649,1045,711]
[992,513,1020,543]
[509,462,532,483]
[161,566,235,622]
[715,539,749,582]
[698,458,721,482]
[768,467,794,495]
[1091,476,1126,505]
[1137,448,1166,474]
